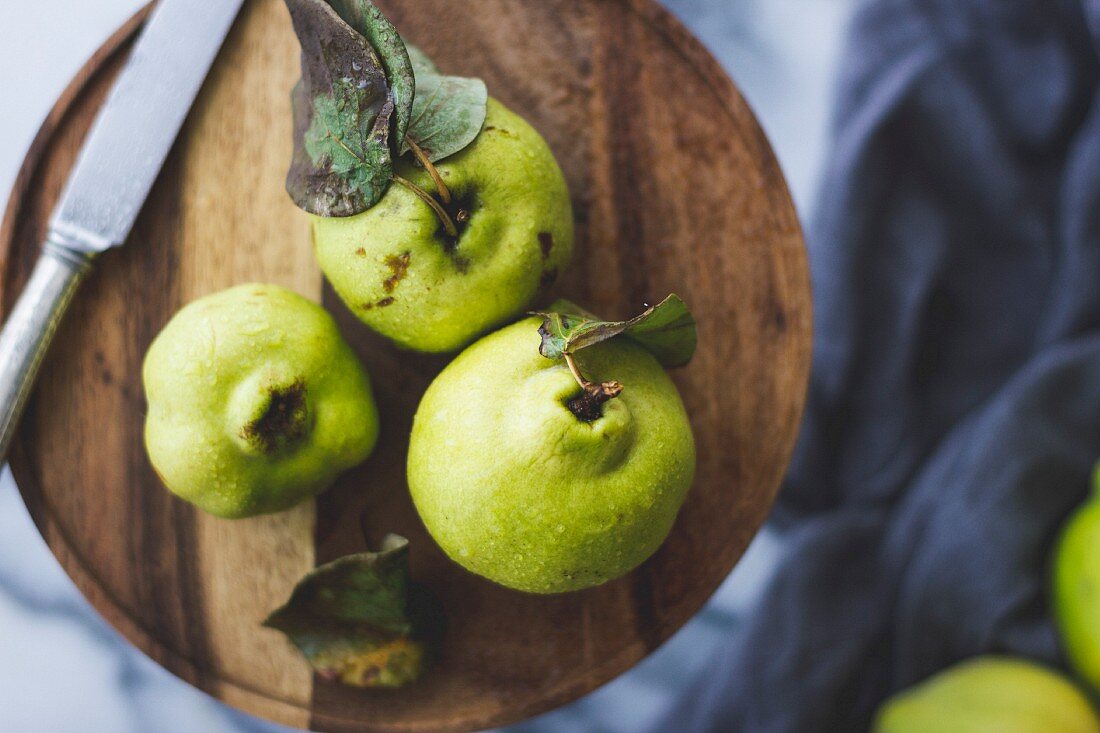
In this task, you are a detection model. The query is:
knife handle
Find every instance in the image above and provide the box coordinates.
[0,241,92,463]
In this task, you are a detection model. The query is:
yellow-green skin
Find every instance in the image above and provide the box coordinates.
[873,657,1100,733]
[407,317,696,594]
[143,284,379,519]
[1054,464,1100,695]
[312,98,573,353]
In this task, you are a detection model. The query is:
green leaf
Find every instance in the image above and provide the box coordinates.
[285,0,397,216]
[263,535,442,688]
[400,45,488,162]
[622,296,699,367]
[533,294,698,368]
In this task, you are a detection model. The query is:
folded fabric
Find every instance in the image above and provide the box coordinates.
[651,0,1100,730]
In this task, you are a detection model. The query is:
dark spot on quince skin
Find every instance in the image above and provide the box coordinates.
[242,379,308,455]
[483,125,519,140]
[538,232,554,259]
[361,296,396,311]
[382,251,411,293]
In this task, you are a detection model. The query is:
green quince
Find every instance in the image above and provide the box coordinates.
[1054,463,1100,694]
[873,657,1100,733]
[143,283,379,518]
[312,98,573,353]
[407,315,695,594]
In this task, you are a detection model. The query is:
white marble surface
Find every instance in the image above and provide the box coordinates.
[0,1,855,730]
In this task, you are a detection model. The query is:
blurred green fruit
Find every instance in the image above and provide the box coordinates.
[143,284,379,518]
[407,316,695,593]
[1054,463,1100,694]
[873,657,1100,733]
[312,97,573,353]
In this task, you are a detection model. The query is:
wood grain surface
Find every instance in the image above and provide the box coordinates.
[0,1,811,731]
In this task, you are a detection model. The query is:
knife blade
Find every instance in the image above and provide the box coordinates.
[52,0,245,251]
[0,0,245,460]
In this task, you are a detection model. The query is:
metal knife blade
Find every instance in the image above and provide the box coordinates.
[0,0,246,461]
[49,0,245,252]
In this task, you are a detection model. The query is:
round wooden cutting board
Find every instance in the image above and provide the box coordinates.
[0,1,810,731]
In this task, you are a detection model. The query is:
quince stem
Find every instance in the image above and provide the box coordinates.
[392,175,459,239]
[563,351,622,422]
[405,135,452,205]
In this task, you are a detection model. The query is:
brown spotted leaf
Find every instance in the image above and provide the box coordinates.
[533,294,697,367]
[263,535,442,688]
[327,0,415,142]
[284,0,415,217]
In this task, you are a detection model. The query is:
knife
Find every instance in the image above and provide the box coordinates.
[0,0,244,461]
